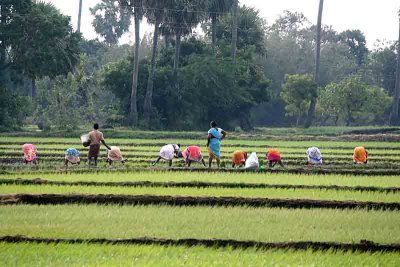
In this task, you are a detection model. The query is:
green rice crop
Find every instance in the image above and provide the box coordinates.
[0,242,399,266]
[0,205,399,243]
[1,184,399,202]
[2,172,399,188]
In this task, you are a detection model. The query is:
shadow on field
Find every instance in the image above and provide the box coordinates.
[1,193,399,210]
[0,235,399,252]
[1,178,399,193]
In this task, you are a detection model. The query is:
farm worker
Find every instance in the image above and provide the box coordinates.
[306,147,323,165]
[65,148,80,167]
[178,145,206,167]
[206,121,227,168]
[353,146,368,164]
[245,152,259,170]
[151,144,180,167]
[22,143,37,164]
[267,149,284,168]
[106,146,125,166]
[232,150,248,168]
[88,123,111,166]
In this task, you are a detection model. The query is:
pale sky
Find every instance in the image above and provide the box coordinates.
[44,0,399,47]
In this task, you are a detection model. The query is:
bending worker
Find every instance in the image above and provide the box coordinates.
[151,144,180,167]
[306,147,323,165]
[353,146,368,164]
[232,150,248,168]
[65,147,80,167]
[106,146,125,166]
[22,143,37,165]
[267,149,284,168]
[178,145,206,167]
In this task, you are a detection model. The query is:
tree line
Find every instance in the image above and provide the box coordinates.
[0,0,399,131]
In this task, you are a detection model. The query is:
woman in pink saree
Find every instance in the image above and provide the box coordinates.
[22,143,37,164]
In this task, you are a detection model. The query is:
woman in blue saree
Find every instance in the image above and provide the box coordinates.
[206,121,227,168]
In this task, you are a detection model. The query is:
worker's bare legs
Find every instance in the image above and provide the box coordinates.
[65,159,68,167]
[208,155,213,168]
[232,162,235,168]
[151,156,161,166]
[216,158,221,168]
[202,159,206,167]
[168,160,172,167]
[278,160,284,168]
[94,157,98,166]
[187,160,192,167]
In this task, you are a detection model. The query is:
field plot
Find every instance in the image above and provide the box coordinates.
[0,134,400,265]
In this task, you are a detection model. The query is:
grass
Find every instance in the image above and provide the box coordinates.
[1,242,399,266]
[1,184,399,202]
[2,172,399,188]
[0,205,399,243]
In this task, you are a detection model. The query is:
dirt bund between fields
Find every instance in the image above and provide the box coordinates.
[2,178,399,193]
[1,194,399,210]
[0,235,399,252]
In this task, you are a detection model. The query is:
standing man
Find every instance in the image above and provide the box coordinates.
[206,121,227,168]
[88,123,111,166]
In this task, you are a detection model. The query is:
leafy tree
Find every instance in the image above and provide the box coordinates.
[318,75,391,125]
[34,56,123,130]
[0,0,31,70]
[177,50,270,129]
[368,43,397,95]
[339,30,368,68]
[281,74,317,126]
[13,1,81,97]
[215,5,266,55]
[90,0,131,46]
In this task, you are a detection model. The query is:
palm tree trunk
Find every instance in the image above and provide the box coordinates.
[173,31,182,78]
[211,13,217,51]
[77,0,83,33]
[143,14,161,121]
[31,77,37,98]
[391,11,400,125]
[164,31,170,49]
[129,9,140,125]
[231,0,238,62]
[305,0,324,128]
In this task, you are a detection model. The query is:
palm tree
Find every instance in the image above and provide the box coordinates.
[119,0,143,125]
[391,9,400,124]
[305,0,324,128]
[77,0,83,33]
[207,0,232,51]
[166,0,207,77]
[142,0,172,121]
[231,0,238,62]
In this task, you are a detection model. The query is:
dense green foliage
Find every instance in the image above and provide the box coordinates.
[0,0,399,131]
